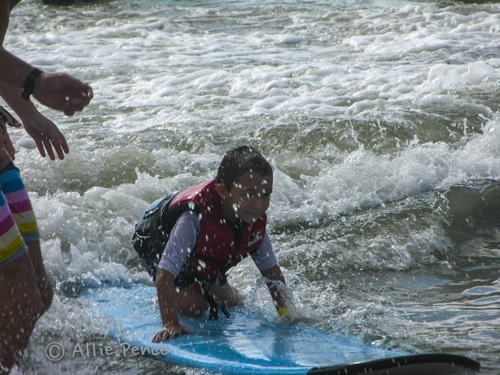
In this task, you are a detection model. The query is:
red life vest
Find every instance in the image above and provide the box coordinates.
[168,179,267,283]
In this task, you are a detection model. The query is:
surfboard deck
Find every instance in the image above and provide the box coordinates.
[81,285,480,375]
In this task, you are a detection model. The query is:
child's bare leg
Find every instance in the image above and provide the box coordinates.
[174,282,242,319]
[210,282,243,308]
[176,284,209,317]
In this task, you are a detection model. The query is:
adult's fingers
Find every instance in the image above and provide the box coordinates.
[63,92,93,116]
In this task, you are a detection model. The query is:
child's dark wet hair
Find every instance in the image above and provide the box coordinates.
[216,145,273,190]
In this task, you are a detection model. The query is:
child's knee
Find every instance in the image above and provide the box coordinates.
[211,283,242,308]
[177,285,209,317]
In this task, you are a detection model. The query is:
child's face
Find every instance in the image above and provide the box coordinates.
[216,171,273,225]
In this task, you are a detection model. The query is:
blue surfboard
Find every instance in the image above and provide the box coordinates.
[81,285,480,375]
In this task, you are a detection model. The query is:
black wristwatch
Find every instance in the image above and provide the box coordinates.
[21,68,44,100]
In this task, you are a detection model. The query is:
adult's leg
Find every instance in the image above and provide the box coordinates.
[26,241,53,313]
[0,188,44,373]
[0,164,51,371]
[0,253,44,373]
[0,164,53,312]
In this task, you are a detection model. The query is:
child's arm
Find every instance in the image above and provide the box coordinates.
[152,268,192,342]
[260,264,290,318]
[252,233,291,318]
[153,211,200,342]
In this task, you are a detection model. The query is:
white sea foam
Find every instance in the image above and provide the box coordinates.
[6,0,497,265]
[3,0,499,373]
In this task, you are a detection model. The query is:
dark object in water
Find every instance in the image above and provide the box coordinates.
[43,0,75,4]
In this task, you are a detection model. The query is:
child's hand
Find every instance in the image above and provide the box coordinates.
[278,307,318,324]
[278,307,304,324]
[152,323,192,342]
[278,307,292,320]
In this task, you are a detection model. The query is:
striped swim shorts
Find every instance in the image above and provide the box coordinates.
[0,161,39,267]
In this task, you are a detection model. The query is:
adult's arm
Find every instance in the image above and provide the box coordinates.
[0,82,69,159]
[0,0,19,47]
[0,48,93,116]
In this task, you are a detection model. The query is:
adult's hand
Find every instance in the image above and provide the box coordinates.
[33,72,93,116]
[0,121,16,161]
[21,112,69,160]
[0,104,20,161]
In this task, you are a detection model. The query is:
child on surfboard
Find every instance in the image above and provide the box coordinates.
[132,145,291,341]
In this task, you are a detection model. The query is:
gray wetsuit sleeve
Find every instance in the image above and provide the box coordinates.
[251,232,278,272]
[158,210,200,277]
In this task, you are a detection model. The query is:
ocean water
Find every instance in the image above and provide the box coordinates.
[3,0,499,373]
